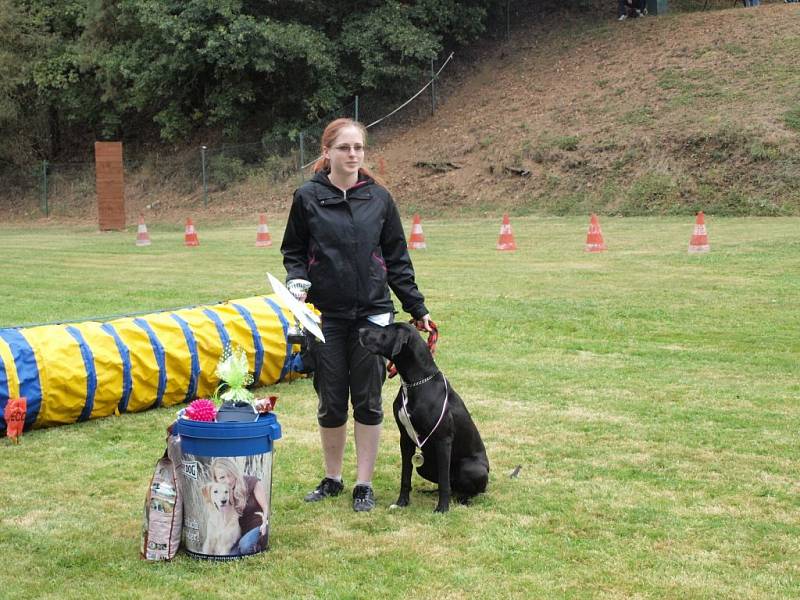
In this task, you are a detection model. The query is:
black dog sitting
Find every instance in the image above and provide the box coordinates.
[358,323,489,512]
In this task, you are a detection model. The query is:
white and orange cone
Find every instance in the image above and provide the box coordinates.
[496,214,517,251]
[255,213,272,247]
[585,213,607,252]
[184,217,199,247]
[135,213,151,247]
[688,211,710,254]
[408,214,427,249]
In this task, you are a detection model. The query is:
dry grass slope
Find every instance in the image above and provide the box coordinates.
[2,4,798,223]
[376,4,800,218]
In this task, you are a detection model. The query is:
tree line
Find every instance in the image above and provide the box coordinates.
[0,0,505,167]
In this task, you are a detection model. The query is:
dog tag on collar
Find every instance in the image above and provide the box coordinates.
[412,450,424,468]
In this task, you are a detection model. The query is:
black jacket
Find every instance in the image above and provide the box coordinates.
[281,171,428,320]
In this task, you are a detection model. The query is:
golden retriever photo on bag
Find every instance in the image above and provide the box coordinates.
[175,452,274,558]
[200,481,241,555]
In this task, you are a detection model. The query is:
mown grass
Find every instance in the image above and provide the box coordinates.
[1,217,799,599]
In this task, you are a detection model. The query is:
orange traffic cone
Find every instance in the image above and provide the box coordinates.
[255,213,272,247]
[585,213,607,252]
[688,211,710,254]
[184,217,199,247]
[408,214,426,249]
[496,214,517,251]
[136,213,151,247]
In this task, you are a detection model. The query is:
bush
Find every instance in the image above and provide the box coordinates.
[208,154,247,190]
[783,106,800,133]
[617,173,678,215]
[749,141,781,162]
[262,154,298,182]
[553,135,579,152]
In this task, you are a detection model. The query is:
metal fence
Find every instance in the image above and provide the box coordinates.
[2,52,454,219]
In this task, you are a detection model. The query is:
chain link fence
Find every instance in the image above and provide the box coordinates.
[2,51,454,219]
[0,0,598,219]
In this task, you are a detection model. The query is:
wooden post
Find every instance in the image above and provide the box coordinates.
[95,141,126,230]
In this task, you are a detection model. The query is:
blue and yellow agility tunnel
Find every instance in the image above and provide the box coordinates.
[0,295,303,434]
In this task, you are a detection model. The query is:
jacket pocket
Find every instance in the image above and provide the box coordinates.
[370,250,387,275]
[367,249,389,305]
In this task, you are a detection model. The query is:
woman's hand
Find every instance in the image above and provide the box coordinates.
[287,278,311,302]
[415,313,433,332]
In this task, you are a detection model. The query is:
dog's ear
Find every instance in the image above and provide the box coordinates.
[391,325,411,357]
[201,484,211,502]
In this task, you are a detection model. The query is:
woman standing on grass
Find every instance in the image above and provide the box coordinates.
[281,118,431,512]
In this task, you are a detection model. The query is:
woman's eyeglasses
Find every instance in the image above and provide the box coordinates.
[332,144,365,153]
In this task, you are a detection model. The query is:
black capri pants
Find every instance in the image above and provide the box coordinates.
[309,316,388,428]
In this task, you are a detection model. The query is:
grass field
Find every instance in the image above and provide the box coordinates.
[1,216,798,599]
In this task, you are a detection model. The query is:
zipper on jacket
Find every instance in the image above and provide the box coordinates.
[321,189,346,206]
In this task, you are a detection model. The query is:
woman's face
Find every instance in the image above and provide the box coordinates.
[213,466,232,486]
[324,125,364,179]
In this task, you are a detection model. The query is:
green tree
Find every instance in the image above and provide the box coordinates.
[2,0,503,158]
[0,0,50,165]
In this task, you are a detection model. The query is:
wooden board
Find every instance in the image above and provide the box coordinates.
[95,142,126,230]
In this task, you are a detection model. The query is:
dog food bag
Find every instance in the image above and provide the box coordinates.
[140,451,182,561]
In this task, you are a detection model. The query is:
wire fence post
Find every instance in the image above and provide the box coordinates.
[298,132,305,184]
[354,95,359,122]
[430,58,437,115]
[41,160,49,216]
[201,145,208,207]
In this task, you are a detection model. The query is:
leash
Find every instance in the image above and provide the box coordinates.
[387,319,438,379]
[398,373,449,468]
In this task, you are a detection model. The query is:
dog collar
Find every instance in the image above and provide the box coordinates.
[400,370,440,389]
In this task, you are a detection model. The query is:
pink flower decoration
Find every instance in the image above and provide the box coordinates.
[185,398,217,422]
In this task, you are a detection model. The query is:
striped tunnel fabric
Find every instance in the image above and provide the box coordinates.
[170,314,200,405]
[0,328,42,430]
[0,294,307,433]
[65,326,97,422]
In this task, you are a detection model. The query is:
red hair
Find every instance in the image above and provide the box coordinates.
[312,118,385,186]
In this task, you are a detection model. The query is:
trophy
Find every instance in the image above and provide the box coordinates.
[266,273,325,344]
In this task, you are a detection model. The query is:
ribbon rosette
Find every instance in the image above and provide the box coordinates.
[214,345,255,404]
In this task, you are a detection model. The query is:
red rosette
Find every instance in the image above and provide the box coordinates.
[254,396,278,414]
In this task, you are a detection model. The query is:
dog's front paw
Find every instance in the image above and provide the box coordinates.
[433,503,450,514]
[390,496,410,509]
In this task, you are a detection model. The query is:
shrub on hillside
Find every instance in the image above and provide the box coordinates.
[783,106,800,133]
[208,155,247,190]
[618,173,679,216]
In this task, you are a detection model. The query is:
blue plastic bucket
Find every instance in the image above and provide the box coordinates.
[171,413,282,560]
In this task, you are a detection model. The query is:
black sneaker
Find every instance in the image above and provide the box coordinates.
[304,477,344,502]
[352,484,376,512]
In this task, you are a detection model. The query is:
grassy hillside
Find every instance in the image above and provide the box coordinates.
[2,4,799,222]
[377,3,800,217]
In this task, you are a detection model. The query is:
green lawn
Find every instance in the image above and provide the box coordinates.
[1,216,798,599]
